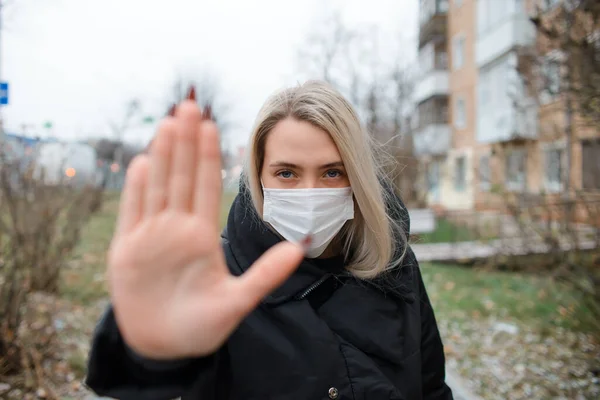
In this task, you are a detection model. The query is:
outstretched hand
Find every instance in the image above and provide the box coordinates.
[107,88,305,359]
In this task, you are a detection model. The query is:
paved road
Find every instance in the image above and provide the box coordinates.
[446,369,482,400]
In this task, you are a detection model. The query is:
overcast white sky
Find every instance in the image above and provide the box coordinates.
[3,0,417,150]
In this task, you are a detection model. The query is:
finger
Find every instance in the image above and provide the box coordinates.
[193,120,223,227]
[169,99,203,211]
[115,155,150,237]
[141,98,175,156]
[232,241,305,314]
[167,103,177,117]
[145,118,176,216]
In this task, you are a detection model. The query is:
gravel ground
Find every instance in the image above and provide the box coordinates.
[2,295,598,399]
[438,317,600,400]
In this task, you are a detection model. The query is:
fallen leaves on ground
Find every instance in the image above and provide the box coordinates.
[1,287,599,399]
[0,293,107,399]
[439,317,600,400]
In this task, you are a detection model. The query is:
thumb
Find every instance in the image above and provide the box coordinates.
[232,240,306,314]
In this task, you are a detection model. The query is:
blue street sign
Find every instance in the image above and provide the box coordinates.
[0,82,9,105]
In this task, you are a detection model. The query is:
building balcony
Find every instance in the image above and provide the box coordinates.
[475,13,536,67]
[419,13,447,48]
[476,100,538,144]
[414,70,449,104]
[413,124,451,156]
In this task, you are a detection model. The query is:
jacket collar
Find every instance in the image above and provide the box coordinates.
[221,178,415,305]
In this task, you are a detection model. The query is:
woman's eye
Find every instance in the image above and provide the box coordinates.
[278,170,294,179]
[325,170,343,178]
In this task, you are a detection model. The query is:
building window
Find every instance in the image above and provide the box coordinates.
[418,43,447,73]
[477,54,527,143]
[417,97,450,129]
[452,34,466,69]
[478,78,490,108]
[420,0,449,25]
[454,156,467,191]
[440,102,449,122]
[427,162,439,190]
[542,0,561,11]
[479,155,491,191]
[436,50,448,70]
[418,42,435,74]
[543,147,563,192]
[438,0,449,12]
[505,149,527,191]
[477,0,518,36]
[582,140,600,190]
[427,160,441,201]
[540,58,561,104]
[454,97,467,129]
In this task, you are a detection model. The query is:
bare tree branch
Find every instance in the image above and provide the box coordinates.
[166,68,234,169]
[167,69,233,137]
[295,13,418,201]
[295,11,357,88]
[109,99,141,141]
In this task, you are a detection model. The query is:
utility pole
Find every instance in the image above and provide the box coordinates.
[0,0,4,140]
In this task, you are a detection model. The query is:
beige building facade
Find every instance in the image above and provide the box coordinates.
[415,0,600,212]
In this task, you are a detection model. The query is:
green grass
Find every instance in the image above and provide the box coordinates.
[61,191,592,334]
[415,218,479,244]
[60,190,238,305]
[60,195,118,305]
[421,263,594,332]
[67,350,88,377]
[219,191,237,228]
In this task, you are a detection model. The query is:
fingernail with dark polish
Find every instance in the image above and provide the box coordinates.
[167,104,176,117]
[204,105,213,121]
[300,235,313,253]
[186,85,196,101]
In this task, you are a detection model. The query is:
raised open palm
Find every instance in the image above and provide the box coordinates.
[107,89,305,360]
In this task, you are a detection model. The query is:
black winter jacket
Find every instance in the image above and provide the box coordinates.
[85,185,454,400]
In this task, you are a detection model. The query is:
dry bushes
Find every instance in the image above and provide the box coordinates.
[499,194,600,333]
[0,143,103,388]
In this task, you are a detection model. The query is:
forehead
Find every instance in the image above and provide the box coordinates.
[264,118,342,164]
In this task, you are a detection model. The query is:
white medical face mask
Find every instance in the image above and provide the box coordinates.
[262,187,354,258]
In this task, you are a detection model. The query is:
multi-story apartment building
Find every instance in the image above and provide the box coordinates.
[415,0,600,212]
[446,0,478,210]
[413,0,451,208]
[473,0,537,209]
[414,0,479,211]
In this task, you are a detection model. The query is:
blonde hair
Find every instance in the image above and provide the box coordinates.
[243,80,406,279]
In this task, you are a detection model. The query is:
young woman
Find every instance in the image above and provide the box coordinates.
[86,81,454,400]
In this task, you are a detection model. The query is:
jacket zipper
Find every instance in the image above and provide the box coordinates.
[295,274,332,300]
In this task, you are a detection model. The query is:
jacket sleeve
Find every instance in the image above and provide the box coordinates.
[85,305,224,400]
[409,248,454,400]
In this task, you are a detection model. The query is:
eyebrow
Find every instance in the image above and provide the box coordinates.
[269,161,345,169]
